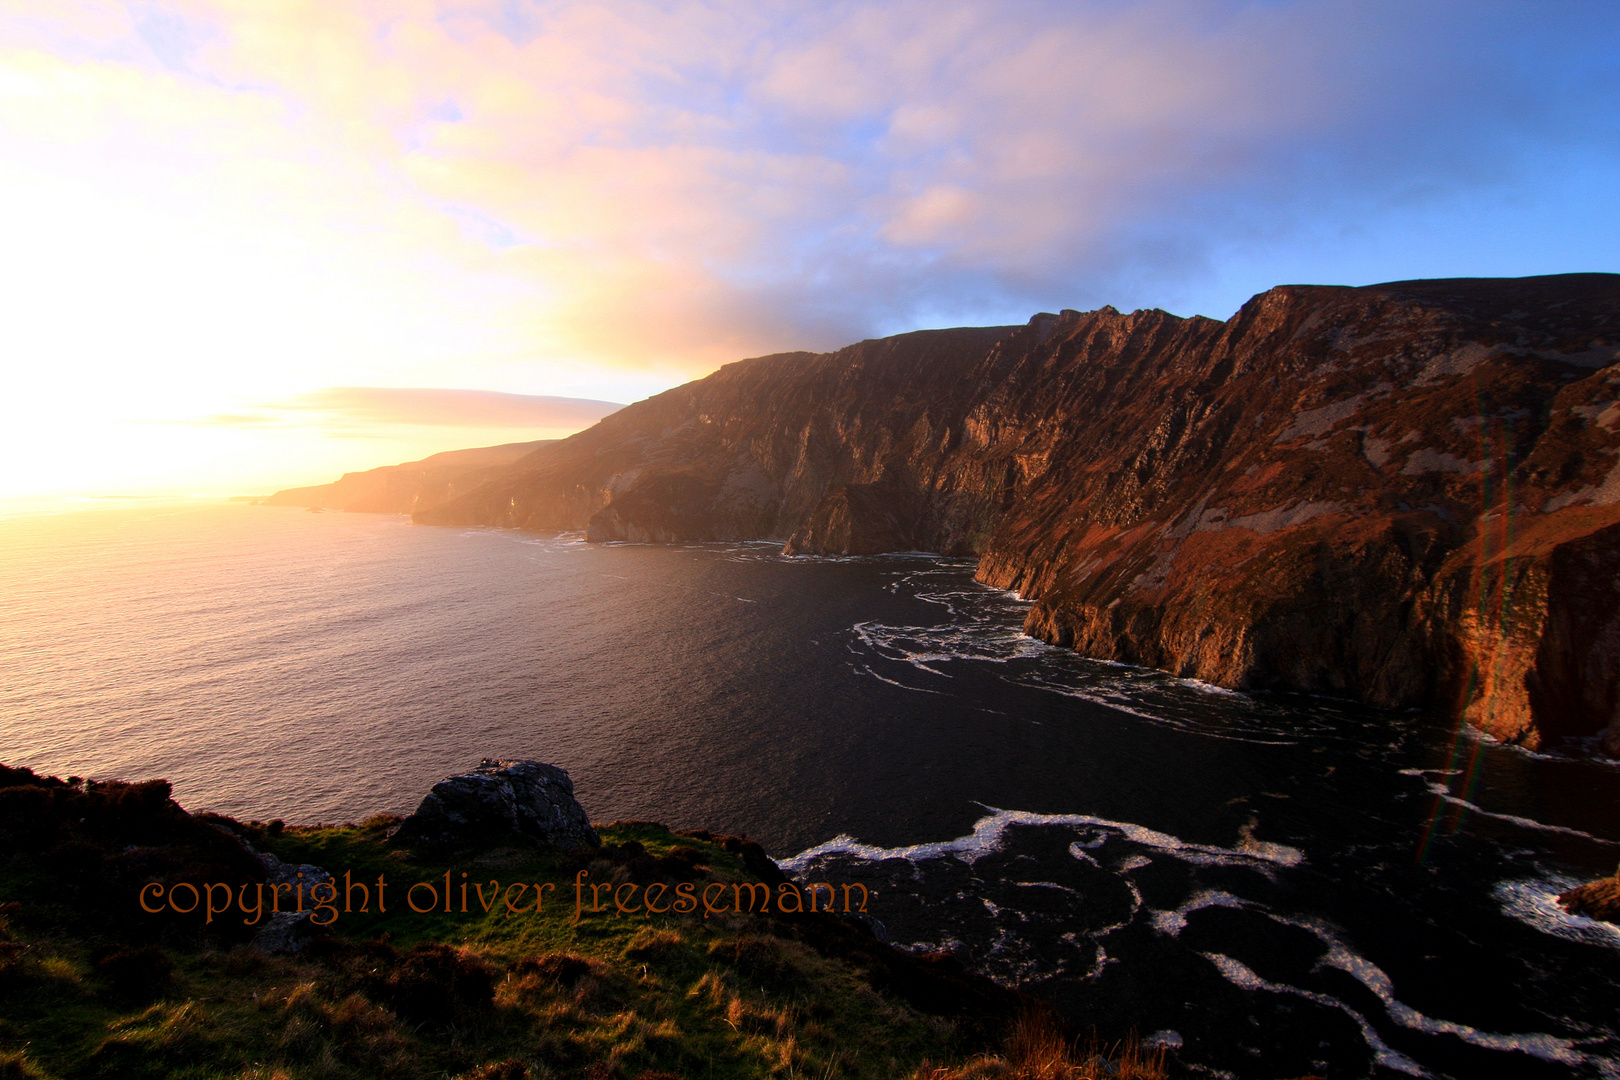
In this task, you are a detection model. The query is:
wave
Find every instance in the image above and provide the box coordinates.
[1317,935,1588,1066]
[1261,911,1597,1069]
[1149,889,1250,936]
[778,805,1304,875]
[851,620,1047,669]
[786,809,1611,1076]
[1150,874,1602,1068]
[1202,952,1429,1077]
[1409,776,1618,846]
[1494,876,1620,951]
[847,661,945,695]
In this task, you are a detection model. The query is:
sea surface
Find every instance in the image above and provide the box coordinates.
[2,500,1618,1079]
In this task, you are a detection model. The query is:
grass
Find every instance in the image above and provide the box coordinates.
[0,786,1169,1080]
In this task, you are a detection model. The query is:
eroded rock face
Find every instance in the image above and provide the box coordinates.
[388,759,600,851]
[414,274,1620,749]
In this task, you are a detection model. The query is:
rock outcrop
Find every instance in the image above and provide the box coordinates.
[266,440,553,514]
[410,274,1620,751]
[388,759,600,851]
[250,848,334,953]
[1558,867,1620,922]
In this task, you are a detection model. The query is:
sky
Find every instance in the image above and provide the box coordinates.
[2,0,1617,501]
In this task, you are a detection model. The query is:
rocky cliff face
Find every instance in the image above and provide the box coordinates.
[415,274,1620,752]
[266,440,553,514]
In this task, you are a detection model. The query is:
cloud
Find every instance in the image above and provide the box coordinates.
[3,0,1618,393]
[265,387,624,428]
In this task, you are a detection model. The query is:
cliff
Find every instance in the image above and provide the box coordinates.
[266,440,553,514]
[413,274,1620,752]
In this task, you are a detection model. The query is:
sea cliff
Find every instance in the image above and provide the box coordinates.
[357,274,1620,751]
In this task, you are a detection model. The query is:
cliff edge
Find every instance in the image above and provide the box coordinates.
[414,274,1620,752]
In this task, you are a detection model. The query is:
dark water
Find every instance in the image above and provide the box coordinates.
[2,502,1617,1078]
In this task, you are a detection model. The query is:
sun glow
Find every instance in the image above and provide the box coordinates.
[0,12,699,501]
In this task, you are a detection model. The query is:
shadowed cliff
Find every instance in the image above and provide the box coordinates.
[414,274,1620,752]
[267,440,554,514]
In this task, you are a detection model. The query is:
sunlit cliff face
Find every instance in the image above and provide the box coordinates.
[1,1,1616,499]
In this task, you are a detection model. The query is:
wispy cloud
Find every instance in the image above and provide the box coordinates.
[5,1,1615,377]
[196,388,622,430]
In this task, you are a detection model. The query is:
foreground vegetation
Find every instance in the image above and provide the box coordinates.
[0,766,1170,1079]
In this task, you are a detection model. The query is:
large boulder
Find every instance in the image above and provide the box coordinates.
[252,849,334,953]
[387,759,599,851]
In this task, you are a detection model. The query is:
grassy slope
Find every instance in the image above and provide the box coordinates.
[0,806,1171,1080]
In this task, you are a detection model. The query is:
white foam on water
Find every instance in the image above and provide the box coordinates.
[1062,933,1112,981]
[1494,876,1620,951]
[1553,736,1620,766]
[1085,948,1108,980]
[1416,779,1618,845]
[1005,672,1304,746]
[1182,681,1252,699]
[848,564,1324,749]
[1319,940,1588,1065]
[1250,910,1601,1069]
[1067,843,1102,870]
[1235,818,1303,865]
[1447,722,1620,768]
[1202,952,1429,1076]
[1150,889,1251,936]
[780,807,1304,874]
[1143,1030,1183,1049]
[852,619,1046,669]
[849,661,945,695]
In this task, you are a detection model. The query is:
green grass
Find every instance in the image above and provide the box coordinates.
[0,821,1061,1080]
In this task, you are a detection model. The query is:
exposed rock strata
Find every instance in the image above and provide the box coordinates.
[266,440,552,514]
[388,759,600,851]
[414,275,1620,750]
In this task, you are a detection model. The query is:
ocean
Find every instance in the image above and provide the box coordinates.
[2,500,1617,1078]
